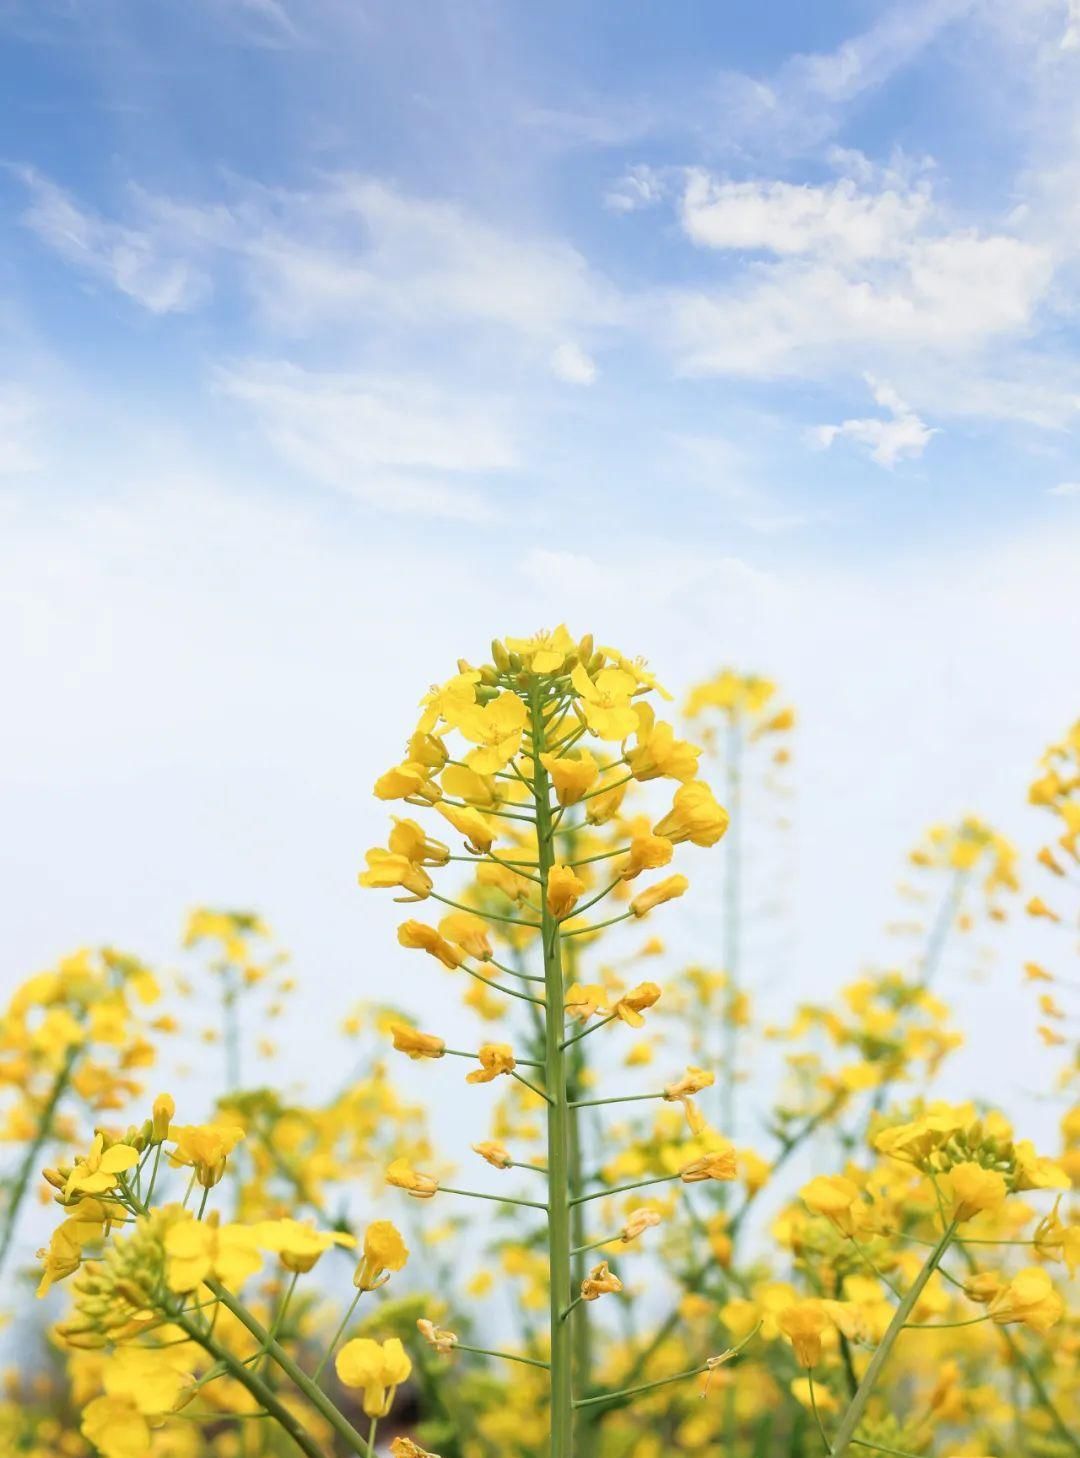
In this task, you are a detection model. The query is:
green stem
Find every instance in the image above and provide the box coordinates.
[437,1185,548,1211]
[0,1046,76,1272]
[175,1310,326,1458]
[314,1289,362,1383]
[829,1222,957,1458]
[453,1341,550,1370]
[209,1282,372,1456]
[532,684,574,1458]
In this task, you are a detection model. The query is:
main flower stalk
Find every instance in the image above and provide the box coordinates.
[530,684,575,1457]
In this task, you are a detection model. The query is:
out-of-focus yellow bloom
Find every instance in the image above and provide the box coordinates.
[386,1159,439,1200]
[335,1336,412,1417]
[391,1024,446,1060]
[164,1214,263,1292]
[800,1174,864,1236]
[681,1142,738,1183]
[779,1301,828,1367]
[988,1267,1064,1332]
[939,1162,1007,1223]
[663,1066,715,1132]
[260,1217,356,1273]
[169,1123,245,1188]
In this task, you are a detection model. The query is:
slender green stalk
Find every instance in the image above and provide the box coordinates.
[174,1309,326,1458]
[454,1341,551,1370]
[531,685,575,1458]
[0,1046,76,1272]
[313,1290,362,1383]
[209,1282,372,1455]
[829,1222,957,1458]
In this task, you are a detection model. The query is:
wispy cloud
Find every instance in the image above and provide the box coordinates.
[811,376,937,467]
[215,360,515,521]
[16,168,209,314]
[1049,480,1080,496]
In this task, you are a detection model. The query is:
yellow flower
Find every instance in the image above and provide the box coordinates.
[779,1301,828,1367]
[473,1140,514,1169]
[988,1267,1064,1332]
[581,1261,623,1301]
[436,802,499,855]
[36,1201,109,1297]
[681,1142,738,1183]
[391,1440,442,1458]
[82,1395,150,1458]
[452,692,527,774]
[355,1220,409,1291]
[800,1175,864,1236]
[170,1123,246,1188]
[547,864,586,919]
[386,1159,439,1199]
[389,818,451,866]
[653,781,729,847]
[505,625,576,673]
[164,1213,263,1292]
[612,982,662,1028]
[260,1217,357,1273]
[397,921,465,969]
[663,1065,715,1132]
[630,874,689,917]
[374,762,440,803]
[63,1133,140,1200]
[627,712,701,783]
[939,1162,1007,1224]
[619,833,674,881]
[570,663,639,741]
[336,1336,413,1417]
[466,1043,517,1083]
[565,983,609,1022]
[359,849,433,901]
[438,911,493,960]
[539,749,600,805]
[391,1024,446,1060]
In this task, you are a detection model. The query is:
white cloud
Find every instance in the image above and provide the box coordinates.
[812,376,937,466]
[549,342,597,385]
[1049,480,1080,495]
[17,168,209,314]
[664,171,1055,384]
[681,170,930,260]
[216,360,514,521]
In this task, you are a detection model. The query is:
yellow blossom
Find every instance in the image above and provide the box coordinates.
[335,1336,412,1417]
[466,1043,517,1083]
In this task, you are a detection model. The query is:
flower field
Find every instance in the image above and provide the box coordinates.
[2,628,1078,1458]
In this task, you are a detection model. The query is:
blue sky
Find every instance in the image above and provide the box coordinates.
[3,0,1080,553]
[2,2,1080,1146]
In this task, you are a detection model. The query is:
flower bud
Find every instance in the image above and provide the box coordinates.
[152,1093,175,1141]
[491,639,511,672]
